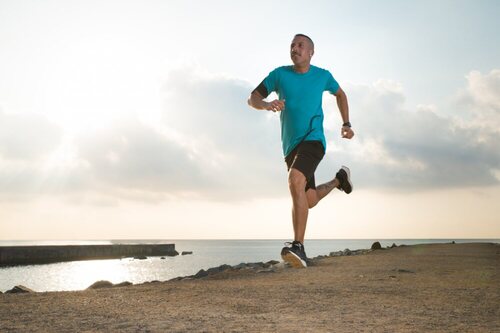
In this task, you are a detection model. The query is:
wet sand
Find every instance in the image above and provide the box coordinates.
[1,242,499,332]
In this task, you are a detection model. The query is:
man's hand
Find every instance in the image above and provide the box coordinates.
[341,126,354,139]
[248,91,285,112]
[265,99,285,112]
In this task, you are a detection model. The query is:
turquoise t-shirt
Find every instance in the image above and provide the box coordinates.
[263,65,340,157]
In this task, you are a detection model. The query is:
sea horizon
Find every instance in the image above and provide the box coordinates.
[2,237,498,244]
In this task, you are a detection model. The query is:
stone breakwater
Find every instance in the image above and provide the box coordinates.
[0,244,179,267]
[2,246,377,294]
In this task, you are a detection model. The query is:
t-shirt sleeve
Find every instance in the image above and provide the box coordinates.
[325,71,340,94]
[263,68,278,94]
[252,69,278,98]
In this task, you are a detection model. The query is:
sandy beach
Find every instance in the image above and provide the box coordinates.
[1,242,498,332]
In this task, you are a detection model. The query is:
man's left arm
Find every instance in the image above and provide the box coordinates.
[334,87,354,139]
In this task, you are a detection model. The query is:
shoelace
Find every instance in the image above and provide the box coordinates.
[284,241,303,249]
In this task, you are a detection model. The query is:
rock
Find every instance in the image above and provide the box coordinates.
[232,262,268,270]
[221,264,233,271]
[233,263,248,269]
[312,255,327,260]
[306,260,317,266]
[396,269,415,273]
[390,243,397,248]
[371,241,382,250]
[168,276,184,282]
[87,280,114,289]
[206,264,232,275]
[161,257,166,259]
[141,280,161,284]
[329,251,343,256]
[247,262,265,269]
[181,251,193,255]
[166,250,179,257]
[5,285,35,294]
[263,260,280,268]
[114,281,133,287]
[133,256,147,260]
[343,248,352,256]
[451,241,456,244]
[194,269,208,278]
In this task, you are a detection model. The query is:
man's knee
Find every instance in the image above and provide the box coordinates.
[288,168,306,192]
[306,189,319,208]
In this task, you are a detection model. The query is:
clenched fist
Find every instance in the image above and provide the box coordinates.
[265,99,285,112]
[341,126,354,139]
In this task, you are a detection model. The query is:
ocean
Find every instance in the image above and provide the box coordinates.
[1,239,497,293]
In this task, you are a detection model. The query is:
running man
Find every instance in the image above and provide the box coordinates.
[247,34,354,268]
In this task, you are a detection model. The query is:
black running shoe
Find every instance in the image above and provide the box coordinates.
[335,166,353,194]
[281,241,308,268]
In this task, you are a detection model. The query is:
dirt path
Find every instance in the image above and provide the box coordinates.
[1,242,499,332]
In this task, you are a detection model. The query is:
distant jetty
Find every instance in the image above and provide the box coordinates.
[0,244,178,267]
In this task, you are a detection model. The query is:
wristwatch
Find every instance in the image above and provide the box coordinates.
[343,121,352,128]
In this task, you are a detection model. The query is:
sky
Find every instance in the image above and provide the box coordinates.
[0,0,499,240]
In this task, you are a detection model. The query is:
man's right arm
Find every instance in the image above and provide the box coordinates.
[247,91,285,112]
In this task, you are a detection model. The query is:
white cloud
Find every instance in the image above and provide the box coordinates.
[318,74,500,189]
[74,111,286,201]
[75,118,213,198]
[456,69,500,130]
[160,67,286,198]
[0,109,68,200]
[466,69,500,109]
[0,109,62,160]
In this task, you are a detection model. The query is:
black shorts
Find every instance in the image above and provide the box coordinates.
[285,140,325,191]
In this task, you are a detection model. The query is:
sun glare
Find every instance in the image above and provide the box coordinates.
[43,135,78,169]
[61,259,131,290]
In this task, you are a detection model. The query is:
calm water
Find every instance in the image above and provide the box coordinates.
[0,239,497,292]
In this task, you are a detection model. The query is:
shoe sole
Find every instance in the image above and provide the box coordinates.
[281,251,307,268]
[341,165,353,194]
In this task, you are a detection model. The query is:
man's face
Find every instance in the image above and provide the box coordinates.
[290,36,313,66]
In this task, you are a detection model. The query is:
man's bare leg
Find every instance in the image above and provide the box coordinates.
[306,178,340,208]
[288,168,309,244]
[289,170,344,243]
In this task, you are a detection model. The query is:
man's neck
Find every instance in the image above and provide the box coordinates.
[293,63,311,74]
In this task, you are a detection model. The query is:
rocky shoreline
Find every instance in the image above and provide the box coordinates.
[2,243,384,294]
